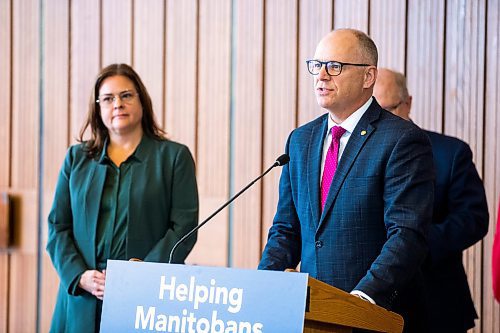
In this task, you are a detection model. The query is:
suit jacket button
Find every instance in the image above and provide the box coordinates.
[315,240,323,248]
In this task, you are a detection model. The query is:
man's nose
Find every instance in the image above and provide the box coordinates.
[317,65,330,80]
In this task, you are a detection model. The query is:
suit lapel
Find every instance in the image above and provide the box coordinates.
[85,161,107,263]
[318,103,381,230]
[307,116,328,227]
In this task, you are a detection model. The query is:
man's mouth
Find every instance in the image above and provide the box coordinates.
[316,87,332,94]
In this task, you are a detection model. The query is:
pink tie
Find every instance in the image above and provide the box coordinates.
[321,126,346,210]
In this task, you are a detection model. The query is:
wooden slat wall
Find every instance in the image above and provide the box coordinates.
[445,3,487,332]
[1,0,499,332]
[70,0,100,142]
[406,0,445,132]
[133,0,165,129]
[483,1,500,332]
[261,0,298,246]
[188,0,232,266]
[101,0,132,67]
[297,0,332,126]
[333,0,369,31]
[231,0,264,267]
[0,255,7,333]
[369,0,406,73]
[8,0,40,332]
[0,0,11,328]
[0,0,10,188]
[39,0,70,332]
[164,0,198,152]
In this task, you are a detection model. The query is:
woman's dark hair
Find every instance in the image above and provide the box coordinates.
[78,63,166,158]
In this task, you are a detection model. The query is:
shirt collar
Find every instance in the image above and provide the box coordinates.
[97,138,110,164]
[327,97,373,134]
[98,135,150,165]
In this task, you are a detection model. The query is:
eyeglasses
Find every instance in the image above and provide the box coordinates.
[383,100,404,112]
[306,60,371,76]
[96,90,137,108]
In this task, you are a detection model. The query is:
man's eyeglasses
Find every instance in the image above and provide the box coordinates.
[96,90,138,108]
[306,60,371,76]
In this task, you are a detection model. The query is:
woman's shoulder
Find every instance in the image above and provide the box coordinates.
[65,142,90,158]
[148,136,191,154]
[61,142,99,168]
[138,136,193,165]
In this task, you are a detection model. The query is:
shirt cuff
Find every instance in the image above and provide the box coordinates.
[68,272,84,296]
[350,290,376,304]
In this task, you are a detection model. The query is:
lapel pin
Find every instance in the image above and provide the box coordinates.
[361,130,367,136]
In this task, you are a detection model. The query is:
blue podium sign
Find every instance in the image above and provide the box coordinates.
[100,260,309,333]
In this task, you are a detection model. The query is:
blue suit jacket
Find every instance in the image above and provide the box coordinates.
[259,100,434,332]
[423,131,488,332]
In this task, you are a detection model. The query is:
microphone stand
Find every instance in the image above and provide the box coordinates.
[168,155,288,264]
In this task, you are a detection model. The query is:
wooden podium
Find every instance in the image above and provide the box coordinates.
[101,260,403,332]
[304,277,403,333]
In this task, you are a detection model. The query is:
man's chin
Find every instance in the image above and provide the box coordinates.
[316,98,334,110]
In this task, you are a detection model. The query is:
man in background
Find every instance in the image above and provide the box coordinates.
[259,29,434,332]
[374,68,489,333]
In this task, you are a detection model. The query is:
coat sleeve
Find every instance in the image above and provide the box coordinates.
[143,145,199,263]
[354,126,434,307]
[427,141,489,263]
[46,147,88,296]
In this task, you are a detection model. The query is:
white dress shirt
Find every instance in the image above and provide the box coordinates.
[319,97,376,305]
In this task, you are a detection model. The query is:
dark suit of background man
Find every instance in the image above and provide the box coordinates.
[258,29,435,333]
[374,68,489,333]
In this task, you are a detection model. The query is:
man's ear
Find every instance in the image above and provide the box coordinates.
[364,66,377,88]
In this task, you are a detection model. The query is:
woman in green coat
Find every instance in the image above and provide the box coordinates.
[46,63,199,333]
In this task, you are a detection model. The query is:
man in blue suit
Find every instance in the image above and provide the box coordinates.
[374,68,489,333]
[258,29,434,332]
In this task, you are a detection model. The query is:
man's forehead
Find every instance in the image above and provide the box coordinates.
[314,33,359,60]
[376,73,399,91]
[374,79,400,101]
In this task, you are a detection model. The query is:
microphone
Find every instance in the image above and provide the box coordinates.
[168,153,290,263]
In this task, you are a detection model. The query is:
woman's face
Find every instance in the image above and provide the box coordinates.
[97,75,143,137]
